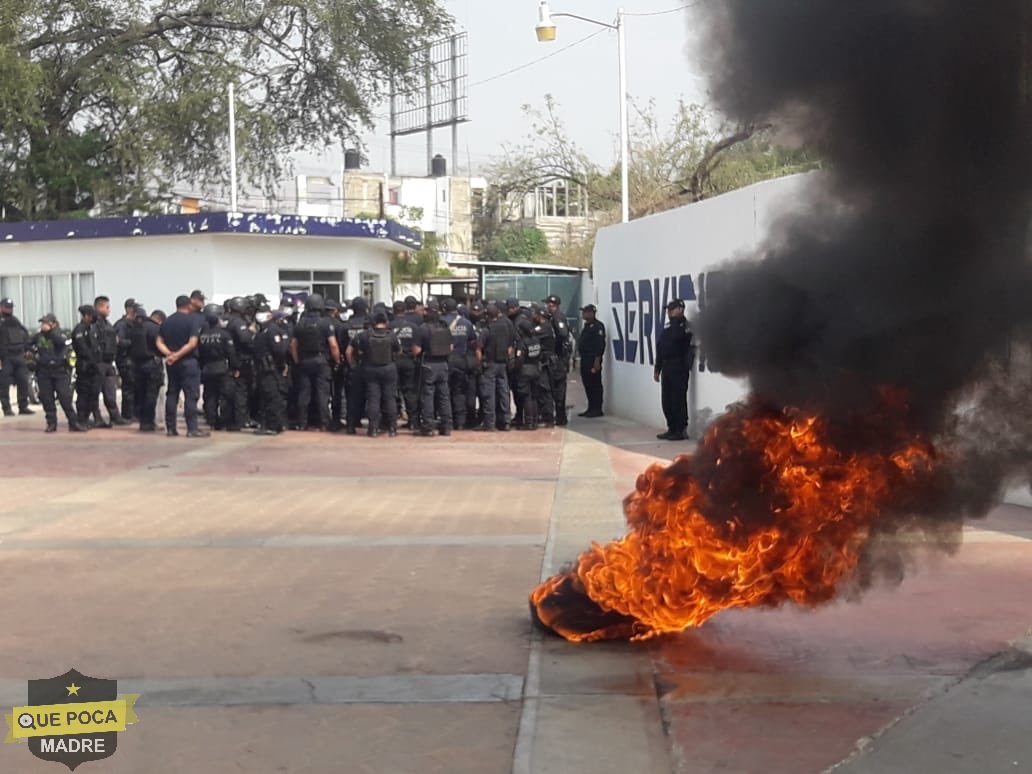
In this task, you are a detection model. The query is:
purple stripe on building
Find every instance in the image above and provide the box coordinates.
[0,212,421,250]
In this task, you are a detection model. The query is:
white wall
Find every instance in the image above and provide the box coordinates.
[591,173,815,432]
[208,234,392,304]
[0,233,395,317]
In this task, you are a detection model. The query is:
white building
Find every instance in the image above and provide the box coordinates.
[0,212,419,325]
[591,173,814,434]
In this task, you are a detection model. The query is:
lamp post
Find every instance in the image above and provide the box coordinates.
[535,1,629,223]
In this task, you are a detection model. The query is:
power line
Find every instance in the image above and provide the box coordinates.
[624,2,703,17]
[468,28,607,89]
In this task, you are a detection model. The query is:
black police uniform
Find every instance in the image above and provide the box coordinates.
[92,314,126,424]
[545,304,572,425]
[31,327,80,430]
[415,316,453,435]
[343,309,370,433]
[0,306,31,415]
[655,311,695,439]
[477,314,515,431]
[198,323,239,430]
[226,312,256,430]
[329,314,349,430]
[391,312,422,426]
[113,314,136,420]
[442,310,477,430]
[532,316,556,425]
[292,311,335,430]
[254,319,291,433]
[578,312,607,416]
[356,327,401,436]
[72,317,100,424]
[159,311,204,434]
[514,321,545,430]
[130,315,164,431]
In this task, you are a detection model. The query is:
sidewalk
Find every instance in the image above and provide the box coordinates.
[0,402,1029,773]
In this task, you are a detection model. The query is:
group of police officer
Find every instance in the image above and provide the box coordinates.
[2,289,586,437]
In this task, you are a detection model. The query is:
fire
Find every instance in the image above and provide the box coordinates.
[530,396,939,642]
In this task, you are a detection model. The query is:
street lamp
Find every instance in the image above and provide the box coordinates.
[228,66,290,212]
[535,1,629,224]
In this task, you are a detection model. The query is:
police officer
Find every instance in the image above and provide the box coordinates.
[254,308,291,434]
[113,299,137,421]
[347,311,401,437]
[31,314,85,432]
[343,297,371,434]
[92,296,130,426]
[290,294,340,431]
[130,306,165,432]
[514,317,544,431]
[72,305,100,426]
[578,304,607,418]
[326,299,348,431]
[468,301,488,428]
[0,297,33,416]
[543,295,572,426]
[198,304,238,430]
[441,298,477,430]
[411,300,453,436]
[530,304,556,427]
[157,295,208,438]
[391,296,421,428]
[224,297,255,431]
[475,303,514,432]
[654,299,695,441]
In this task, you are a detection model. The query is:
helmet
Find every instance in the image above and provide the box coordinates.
[441,297,458,313]
[351,297,368,313]
[307,294,326,312]
[227,297,245,314]
[202,304,222,326]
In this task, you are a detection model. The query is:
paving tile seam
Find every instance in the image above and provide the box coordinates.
[0,534,545,550]
[0,674,526,708]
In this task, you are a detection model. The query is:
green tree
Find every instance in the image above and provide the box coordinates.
[1,0,451,220]
[392,232,449,292]
[480,225,551,264]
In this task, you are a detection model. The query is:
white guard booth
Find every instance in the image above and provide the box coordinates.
[591,173,815,434]
[0,212,419,326]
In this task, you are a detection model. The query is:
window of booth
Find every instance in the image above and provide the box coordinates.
[278,269,347,304]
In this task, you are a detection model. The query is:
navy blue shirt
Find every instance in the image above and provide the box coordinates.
[159,311,204,357]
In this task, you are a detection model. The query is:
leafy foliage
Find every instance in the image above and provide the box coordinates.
[1,0,451,220]
[480,225,551,264]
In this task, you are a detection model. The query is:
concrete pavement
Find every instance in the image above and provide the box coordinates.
[0,396,1029,773]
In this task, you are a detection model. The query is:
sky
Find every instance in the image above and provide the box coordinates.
[296,0,710,179]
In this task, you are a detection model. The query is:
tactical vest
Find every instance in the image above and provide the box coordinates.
[367,330,394,367]
[199,330,228,369]
[428,324,452,359]
[295,315,326,358]
[97,321,118,360]
[393,322,415,354]
[524,334,542,363]
[488,319,512,363]
[0,317,28,352]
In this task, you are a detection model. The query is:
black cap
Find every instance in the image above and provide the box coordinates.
[505,297,519,309]
[39,313,58,324]
[543,295,561,305]
[190,289,206,301]
[581,304,597,313]
[666,298,686,310]
[78,304,95,316]
[470,301,484,313]
[373,311,389,325]
[124,297,136,309]
[175,295,191,308]
[0,298,13,307]
[441,297,457,312]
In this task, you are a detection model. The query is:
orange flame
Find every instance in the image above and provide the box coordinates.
[530,397,938,642]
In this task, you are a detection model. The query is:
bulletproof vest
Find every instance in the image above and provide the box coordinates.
[97,319,118,360]
[524,333,542,363]
[129,321,149,360]
[199,329,229,367]
[488,319,513,363]
[535,322,556,355]
[268,324,290,362]
[427,322,452,359]
[0,316,28,351]
[367,330,394,367]
[447,316,470,356]
[392,320,416,354]
[295,314,326,358]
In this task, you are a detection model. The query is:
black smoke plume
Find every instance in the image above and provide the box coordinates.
[697,0,1032,518]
